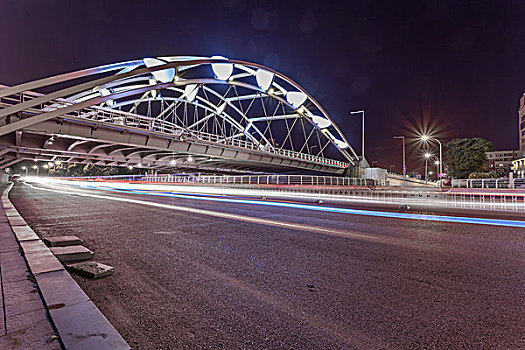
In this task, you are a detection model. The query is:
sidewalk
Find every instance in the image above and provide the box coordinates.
[0,200,61,349]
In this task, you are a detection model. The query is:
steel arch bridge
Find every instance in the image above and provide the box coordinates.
[0,56,359,174]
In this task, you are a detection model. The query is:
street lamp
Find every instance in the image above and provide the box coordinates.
[350,110,365,160]
[424,152,432,183]
[393,136,406,176]
[435,160,440,180]
[32,164,39,176]
[421,135,443,180]
[21,166,28,176]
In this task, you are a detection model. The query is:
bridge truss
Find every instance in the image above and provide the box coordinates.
[0,56,359,174]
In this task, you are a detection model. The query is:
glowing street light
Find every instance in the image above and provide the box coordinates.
[21,166,28,176]
[421,135,443,181]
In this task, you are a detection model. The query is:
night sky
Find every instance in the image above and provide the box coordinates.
[1,0,524,172]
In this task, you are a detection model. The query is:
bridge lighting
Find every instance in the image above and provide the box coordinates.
[170,159,176,166]
[216,103,226,115]
[137,163,142,167]
[143,58,175,83]
[311,115,332,129]
[334,139,349,149]
[128,165,133,170]
[286,91,307,109]
[183,84,199,102]
[256,69,274,91]
[211,56,233,80]
[187,155,193,162]
[55,160,61,165]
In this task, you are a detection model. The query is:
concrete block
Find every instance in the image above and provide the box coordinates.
[50,246,94,262]
[25,250,64,275]
[20,240,49,255]
[12,225,39,242]
[43,235,82,247]
[7,215,27,227]
[49,301,130,350]
[34,269,90,309]
[67,261,115,279]
[5,208,19,217]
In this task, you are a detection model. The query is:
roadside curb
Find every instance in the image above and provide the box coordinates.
[2,183,130,350]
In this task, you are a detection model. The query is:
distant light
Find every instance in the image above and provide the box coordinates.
[170,159,176,166]
[188,155,194,162]
[421,135,430,141]
[143,58,175,83]
[21,166,27,170]
[255,69,274,91]
[211,56,233,80]
[311,115,332,129]
[137,163,142,167]
[286,91,307,109]
[435,160,440,165]
[55,160,61,165]
[42,165,49,169]
[424,153,432,158]
[429,171,433,175]
[128,165,133,170]
[48,162,54,167]
[32,165,38,169]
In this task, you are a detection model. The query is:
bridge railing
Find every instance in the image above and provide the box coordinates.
[452,178,525,189]
[65,174,377,186]
[1,89,348,169]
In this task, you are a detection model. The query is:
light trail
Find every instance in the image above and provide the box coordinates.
[23,181,386,243]
[24,179,525,229]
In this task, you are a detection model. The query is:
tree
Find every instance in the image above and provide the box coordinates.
[445,138,492,178]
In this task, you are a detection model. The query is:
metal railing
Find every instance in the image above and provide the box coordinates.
[452,178,525,189]
[0,89,348,168]
[70,174,377,186]
[54,174,525,212]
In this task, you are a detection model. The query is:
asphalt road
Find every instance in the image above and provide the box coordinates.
[9,181,525,349]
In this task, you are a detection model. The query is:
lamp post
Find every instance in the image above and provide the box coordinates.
[421,135,443,179]
[424,152,432,183]
[32,165,39,176]
[21,166,28,176]
[393,136,406,177]
[350,110,365,160]
[435,160,440,181]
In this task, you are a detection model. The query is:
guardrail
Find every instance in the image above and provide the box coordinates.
[0,88,349,168]
[66,174,380,186]
[452,178,525,189]
[52,174,525,212]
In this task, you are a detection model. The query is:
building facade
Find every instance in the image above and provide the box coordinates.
[518,93,525,156]
[512,157,525,178]
[485,150,522,175]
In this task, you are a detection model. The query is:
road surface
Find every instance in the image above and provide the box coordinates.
[9,181,525,349]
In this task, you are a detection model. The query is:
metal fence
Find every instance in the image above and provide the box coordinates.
[71,174,379,186]
[452,178,525,189]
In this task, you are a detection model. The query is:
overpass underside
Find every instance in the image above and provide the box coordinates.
[0,111,351,175]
